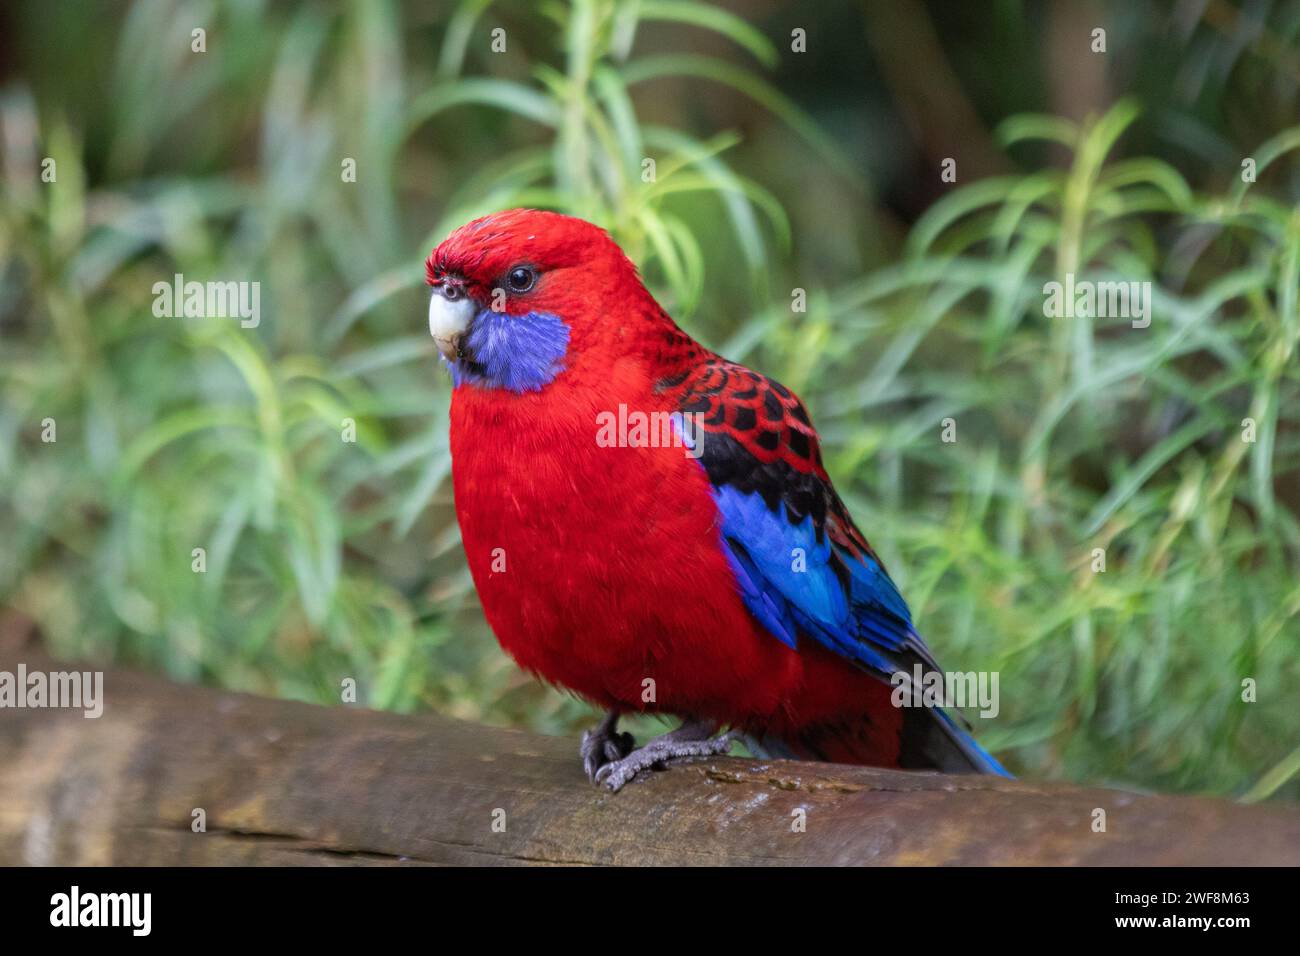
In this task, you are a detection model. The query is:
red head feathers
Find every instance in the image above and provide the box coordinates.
[423,209,674,391]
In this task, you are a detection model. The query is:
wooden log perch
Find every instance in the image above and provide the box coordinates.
[1,648,1298,866]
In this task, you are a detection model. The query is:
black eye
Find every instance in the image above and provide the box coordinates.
[506,266,535,293]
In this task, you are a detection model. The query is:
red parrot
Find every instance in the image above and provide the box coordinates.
[426,208,1007,790]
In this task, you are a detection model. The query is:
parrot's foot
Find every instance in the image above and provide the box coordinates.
[581,710,635,782]
[593,719,733,792]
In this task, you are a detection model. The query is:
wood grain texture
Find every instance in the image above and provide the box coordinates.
[1,651,1297,866]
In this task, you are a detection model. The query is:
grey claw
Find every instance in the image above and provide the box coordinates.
[581,724,634,781]
[596,731,734,792]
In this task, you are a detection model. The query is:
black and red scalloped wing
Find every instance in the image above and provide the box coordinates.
[659,357,938,676]
[657,356,1009,775]
[660,358,878,559]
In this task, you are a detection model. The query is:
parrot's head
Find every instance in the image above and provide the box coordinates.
[424,208,657,392]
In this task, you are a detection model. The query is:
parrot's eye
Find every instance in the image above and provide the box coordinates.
[506,266,536,293]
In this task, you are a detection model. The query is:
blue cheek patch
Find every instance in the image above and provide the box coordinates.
[446,309,570,393]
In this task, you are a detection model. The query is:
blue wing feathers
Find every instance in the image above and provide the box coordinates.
[713,484,920,674]
[714,486,1011,777]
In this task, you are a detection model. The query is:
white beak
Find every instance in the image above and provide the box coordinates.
[428,292,476,360]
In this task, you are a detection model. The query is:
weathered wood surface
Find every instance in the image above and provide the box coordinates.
[1,648,1298,866]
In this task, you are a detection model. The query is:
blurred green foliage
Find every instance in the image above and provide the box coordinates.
[0,0,1297,800]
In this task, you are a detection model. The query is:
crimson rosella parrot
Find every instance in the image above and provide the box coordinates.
[426,208,1007,790]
